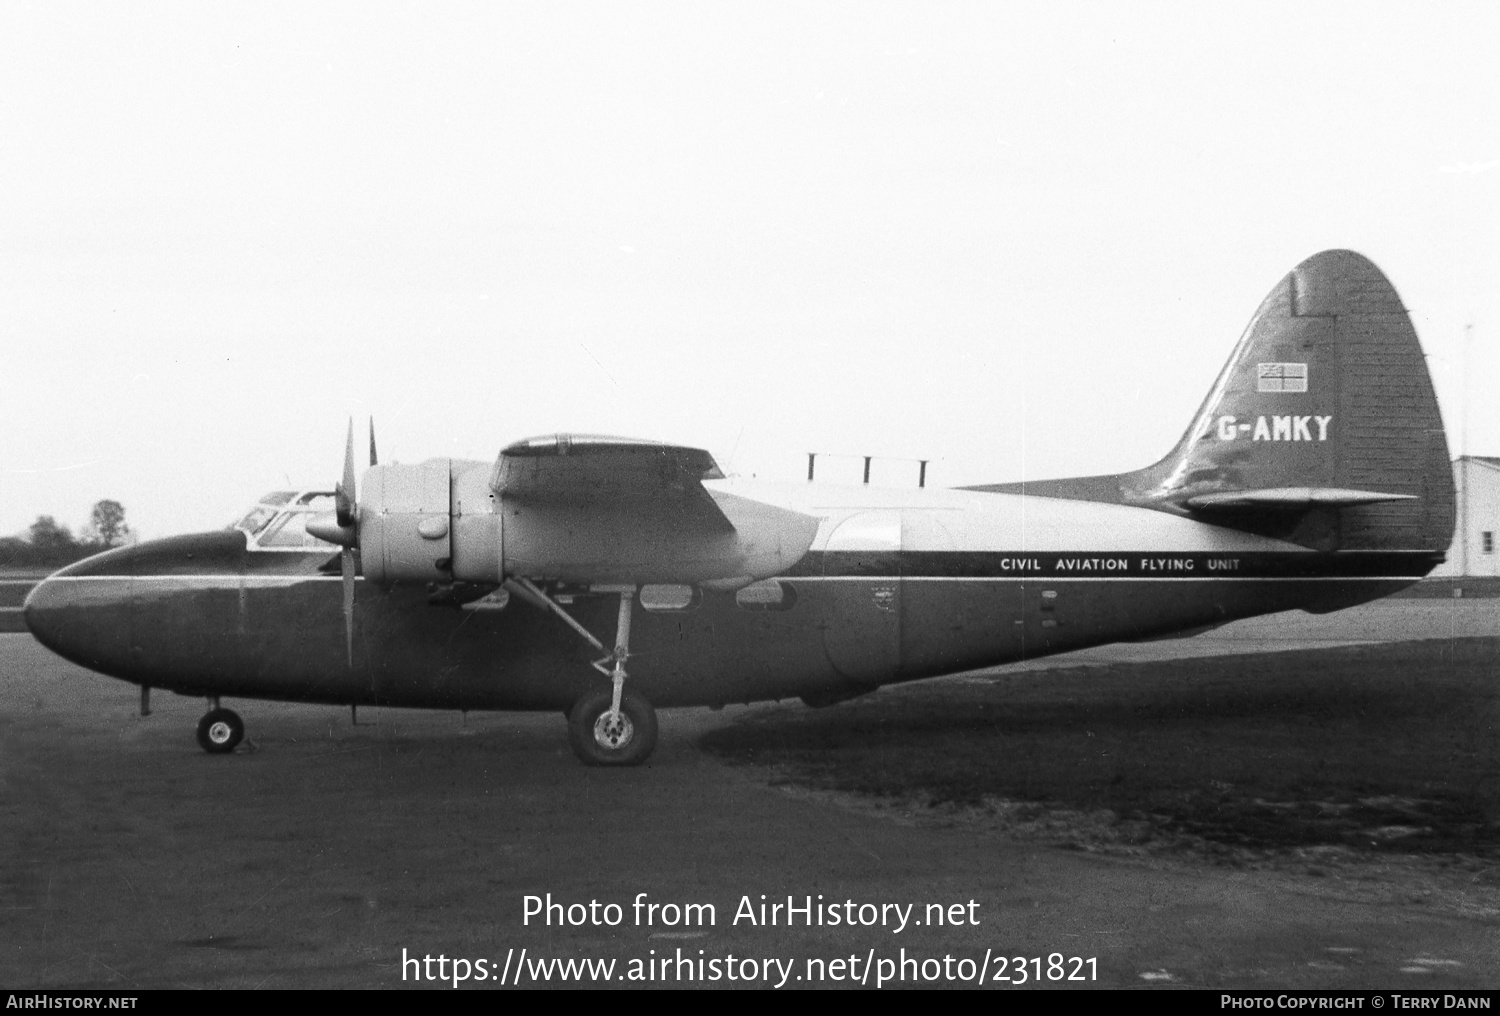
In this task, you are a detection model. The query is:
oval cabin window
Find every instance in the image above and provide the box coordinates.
[734,579,798,611]
[639,584,699,612]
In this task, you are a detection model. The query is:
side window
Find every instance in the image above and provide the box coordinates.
[735,579,798,612]
[639,584,699,612]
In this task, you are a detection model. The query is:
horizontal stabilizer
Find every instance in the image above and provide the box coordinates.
[1184,487,1418,511]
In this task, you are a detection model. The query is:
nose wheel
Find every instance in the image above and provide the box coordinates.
[196,707,245,754]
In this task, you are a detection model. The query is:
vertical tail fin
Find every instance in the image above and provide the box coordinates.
[1126,249,1454,551]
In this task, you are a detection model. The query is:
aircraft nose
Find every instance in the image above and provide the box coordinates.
[25,531,248,679]
[23,566,134,672]
[22,576,62,647]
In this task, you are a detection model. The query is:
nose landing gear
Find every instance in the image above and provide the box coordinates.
[196,705,245,754]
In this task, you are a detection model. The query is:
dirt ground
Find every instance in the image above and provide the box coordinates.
[2,602,1498,990]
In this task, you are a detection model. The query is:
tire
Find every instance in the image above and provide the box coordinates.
[197,708,244,754]
[567,688,658,766]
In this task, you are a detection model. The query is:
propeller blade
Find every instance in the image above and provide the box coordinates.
[341,546,356,668]
[336,419,357,528]
[369,419,378,467]
[332,418,366,666]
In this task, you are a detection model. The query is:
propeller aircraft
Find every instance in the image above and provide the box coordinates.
[24,250,1455,765]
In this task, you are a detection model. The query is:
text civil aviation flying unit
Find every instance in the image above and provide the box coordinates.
[25,250,1455,765]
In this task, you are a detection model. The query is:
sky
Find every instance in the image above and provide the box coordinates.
[3,2,1498,540]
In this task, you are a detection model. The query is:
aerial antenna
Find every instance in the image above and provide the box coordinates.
[1460,323,1473,577]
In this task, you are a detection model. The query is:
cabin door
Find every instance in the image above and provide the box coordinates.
[821,510,902,682]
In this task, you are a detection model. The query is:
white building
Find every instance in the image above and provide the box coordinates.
[1430,457,1500,578]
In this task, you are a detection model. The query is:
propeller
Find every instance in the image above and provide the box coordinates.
[337,422,359,667]
[308,419,376,667]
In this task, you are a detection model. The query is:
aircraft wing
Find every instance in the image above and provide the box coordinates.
[491,435,817,586]
[492,434,732,531]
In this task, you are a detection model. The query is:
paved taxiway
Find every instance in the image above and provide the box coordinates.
[1,599,1496,989]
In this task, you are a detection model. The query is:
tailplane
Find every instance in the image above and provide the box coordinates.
[1130,249,1453,550]
[979,250,1455,552]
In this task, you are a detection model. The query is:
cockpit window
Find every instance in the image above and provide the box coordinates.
[258,513,336,549]
[235,506,277,536]
[234,489,339,551]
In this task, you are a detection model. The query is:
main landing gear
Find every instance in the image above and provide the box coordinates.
[567,687,658,766]
[196,699,245,754]
[510,579,659,766]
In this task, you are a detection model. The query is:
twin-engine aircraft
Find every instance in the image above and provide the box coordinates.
[25,251,1455,765]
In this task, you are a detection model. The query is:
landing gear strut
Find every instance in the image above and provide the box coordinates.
[196,705,244,754]
[510,580,659,766]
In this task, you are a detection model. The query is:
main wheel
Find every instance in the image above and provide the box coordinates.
[567,688,658,766]
[196,708,244,754]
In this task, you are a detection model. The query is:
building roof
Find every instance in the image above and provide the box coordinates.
[1461,455,1500,471]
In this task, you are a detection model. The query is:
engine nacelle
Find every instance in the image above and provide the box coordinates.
[358,461,454,583]
[449,461,504,582]
[357,459,504,583]
[354,456,815,588]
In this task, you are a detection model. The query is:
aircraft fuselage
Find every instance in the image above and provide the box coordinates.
[24,480,1437,713]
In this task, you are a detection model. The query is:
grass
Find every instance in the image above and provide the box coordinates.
[701,638,1500,856]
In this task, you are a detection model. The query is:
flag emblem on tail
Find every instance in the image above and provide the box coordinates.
[1257,362,1308,392]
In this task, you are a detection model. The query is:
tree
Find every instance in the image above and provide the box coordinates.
[86,499,130,548]
[28,515,78,555]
